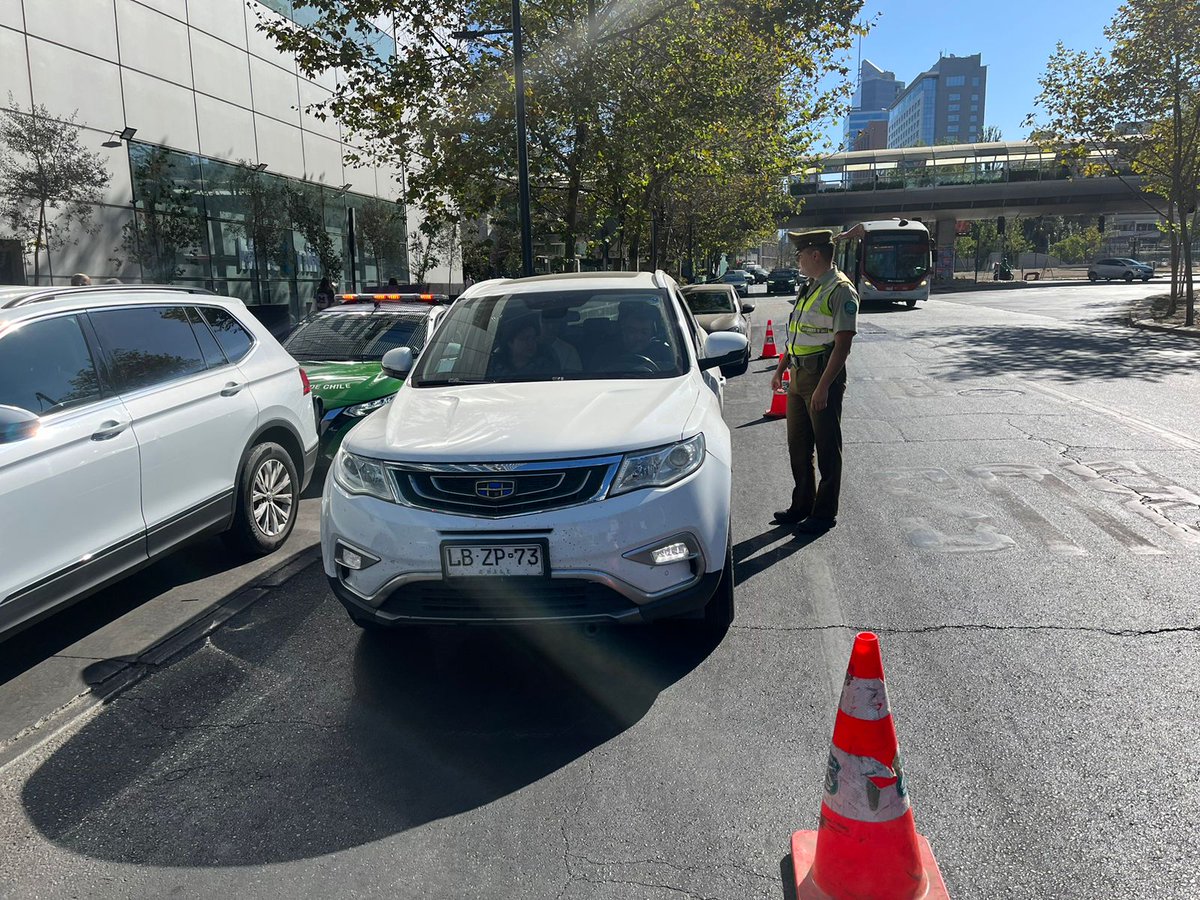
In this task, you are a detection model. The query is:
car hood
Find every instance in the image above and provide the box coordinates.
[768,273,796,282]
[302,361,401,409]
[346,377,702,462]
[695,313,742,334]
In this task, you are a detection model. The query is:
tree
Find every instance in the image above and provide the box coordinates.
[981,125,1003,143]
[221,163,292,296]
[1027,0,1200,323]
[1050,226,1103,264]
[0,101,111,283]
[356,198,408,281]
[255,0,865,276]
[121,145,204,283]
[284,181,342,281]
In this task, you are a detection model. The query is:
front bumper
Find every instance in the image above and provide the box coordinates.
[321,455,731,625]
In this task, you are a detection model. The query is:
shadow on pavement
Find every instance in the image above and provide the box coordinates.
[734,526,819,582]
[917,324,1195,384]
[21,587,719,866]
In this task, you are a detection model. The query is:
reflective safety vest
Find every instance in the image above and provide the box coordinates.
[787,270,855,357]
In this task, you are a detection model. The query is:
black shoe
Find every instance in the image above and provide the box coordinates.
[772,508,808,524]
[796,516,837,534]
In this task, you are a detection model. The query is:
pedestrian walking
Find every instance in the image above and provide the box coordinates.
[771,229,859,534]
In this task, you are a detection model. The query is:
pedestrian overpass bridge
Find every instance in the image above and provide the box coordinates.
[784,141,1156,232]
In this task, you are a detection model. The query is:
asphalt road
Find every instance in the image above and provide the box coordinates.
[2,281,1199,900]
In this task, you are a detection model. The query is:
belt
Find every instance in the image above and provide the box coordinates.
[789,348,832,371]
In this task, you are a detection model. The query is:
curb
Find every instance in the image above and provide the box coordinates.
[0,548,322,771]
[1125,298,1200,338]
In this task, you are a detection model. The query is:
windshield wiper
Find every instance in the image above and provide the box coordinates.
[414,377,488,387]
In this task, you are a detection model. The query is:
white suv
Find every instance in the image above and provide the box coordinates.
[321,271,747,633]
[0,285,319,641]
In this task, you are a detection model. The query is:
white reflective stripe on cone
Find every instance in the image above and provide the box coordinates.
[838,676,890,720]
[823,745,911,823]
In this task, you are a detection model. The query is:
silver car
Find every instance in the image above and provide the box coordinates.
[1088,257,1154,282]
[681,284,754,377]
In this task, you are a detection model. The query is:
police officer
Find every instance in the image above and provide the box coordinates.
[771,229,859,533]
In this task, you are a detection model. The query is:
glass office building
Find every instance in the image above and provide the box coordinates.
[887,54,987,149]
[0,0,456,330]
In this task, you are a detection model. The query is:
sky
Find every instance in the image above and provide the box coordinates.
[823,0,1122,148]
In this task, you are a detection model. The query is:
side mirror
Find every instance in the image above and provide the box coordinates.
[0,405,40,444]
[740,301,756,314]
[381,347,415,379]
[699,332,749,370]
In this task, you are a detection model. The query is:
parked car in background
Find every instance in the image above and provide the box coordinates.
[1088,258,1154,282]
[766,267,802,295]
[283,291,449,462]
[322,270,747,635]
[744,264,769,284]
[681,283,754,377]
[0,285,318,642]
[719,269,751,297]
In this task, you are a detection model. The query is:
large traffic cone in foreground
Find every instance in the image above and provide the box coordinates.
[760,320,780,359]
[791,632,949,899]
[765,368,789,419]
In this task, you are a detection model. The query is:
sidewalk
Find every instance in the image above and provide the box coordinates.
[1127,293,1200,337]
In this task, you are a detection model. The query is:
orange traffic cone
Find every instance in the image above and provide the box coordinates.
[760,320,780,359]
[790,632,949,900]
[765,368,789,419]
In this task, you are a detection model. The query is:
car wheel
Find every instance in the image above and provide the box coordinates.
[702,530,735,633]
[1142,275,1150,282]
[1088,272,1098,282]
[1124,272,1134,282]
[223,441,299,557]
[906,298,918,309]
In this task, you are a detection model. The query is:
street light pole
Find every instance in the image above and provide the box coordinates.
[511,0,533,277]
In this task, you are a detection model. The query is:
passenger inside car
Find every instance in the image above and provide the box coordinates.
[490,311,561,378]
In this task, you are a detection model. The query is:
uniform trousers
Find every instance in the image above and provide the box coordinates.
[785,354,847,520]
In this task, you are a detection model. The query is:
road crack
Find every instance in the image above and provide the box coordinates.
[732,623,1200,638]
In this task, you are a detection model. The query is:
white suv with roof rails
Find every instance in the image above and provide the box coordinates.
[0,285,319,641]
[322,270,748,633]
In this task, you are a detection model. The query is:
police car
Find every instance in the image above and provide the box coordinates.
[282,290,449,462]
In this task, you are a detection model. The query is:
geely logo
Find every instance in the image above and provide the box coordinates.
[476,480,516,499]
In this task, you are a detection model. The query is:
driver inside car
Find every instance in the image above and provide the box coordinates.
[616,302,675,371]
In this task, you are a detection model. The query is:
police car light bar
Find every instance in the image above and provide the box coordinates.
[337,293,446,303]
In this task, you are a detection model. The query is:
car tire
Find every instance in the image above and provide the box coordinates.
[906,298,918,309]
[222,441,299,557]
[1088,272,1097,282]
[702,530,735,633]
[1124,272,1134,282]
[1142,275,1150,282]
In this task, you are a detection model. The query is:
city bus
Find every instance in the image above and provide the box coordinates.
[835,219,932,308]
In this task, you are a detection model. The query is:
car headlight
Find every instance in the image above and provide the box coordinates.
[333,448,395,501]
[610,434,705,497]
[345,394,394,418]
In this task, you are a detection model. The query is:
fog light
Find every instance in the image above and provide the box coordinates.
[335,542,379,571]
[624,534,701,567]
[651,542,691,565]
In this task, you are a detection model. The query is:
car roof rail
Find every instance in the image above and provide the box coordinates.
[2,284,215,310]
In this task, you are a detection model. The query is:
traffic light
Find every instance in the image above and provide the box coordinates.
[1098,215,1106,233]
[997,216,1006,235]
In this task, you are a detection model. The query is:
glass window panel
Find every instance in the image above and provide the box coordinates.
[90,306,208,391]
[186,306,228,368]
[0,315,102,414]
[199,306,255,362]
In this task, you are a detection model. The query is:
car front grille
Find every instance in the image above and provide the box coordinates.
[379,577,636,620]
[388,455,620,517]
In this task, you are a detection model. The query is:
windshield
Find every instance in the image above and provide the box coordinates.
[720,272,747,284]
[769,268,797,276]
[684,290,736,314]
[411,289,687,385]
[283,311,428,362]
[863,232,931,283]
